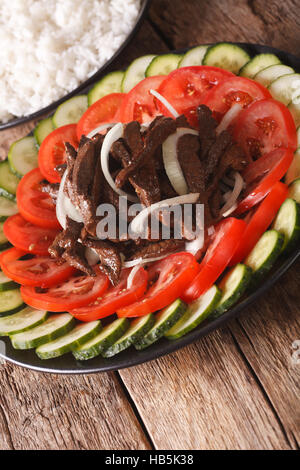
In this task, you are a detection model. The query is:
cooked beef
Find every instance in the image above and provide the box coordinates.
[177,134,205,193]
[128,239,185,260]
[204,131,232,187]
[197,105,218,160]
[41,182,60,203]
[82,238,121,286]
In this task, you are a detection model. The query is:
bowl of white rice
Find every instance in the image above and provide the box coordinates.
[0,0,149,129]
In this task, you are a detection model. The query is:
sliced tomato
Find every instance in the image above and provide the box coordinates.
[230,181,288,265]
[3,214,60,256]
[0,247,75,288]
[20,266,110,312]
[117,252,200,318]
[182,218,247,303]
[38,124,78,184]
[235,147,294,214]
[16,168,60,229]
[233,98,297,161]
[201,76,272,122]
[156,66,234,126]
[119,75,166,124]
[70,267,148,321]
[77,93,126,139]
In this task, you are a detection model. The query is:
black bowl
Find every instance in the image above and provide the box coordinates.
[0,42,299,374]
[0,0,151,131]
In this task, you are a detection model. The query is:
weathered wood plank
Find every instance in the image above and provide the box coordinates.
[0,362,151,450]
[149,0,300,56]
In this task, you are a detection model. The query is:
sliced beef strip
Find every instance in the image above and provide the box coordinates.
[128,239,185,260]
[82,239,121,286]
[62,244,94,276]
[204,131,232,187]
[41,182,60,204]
[197,105,218,161]
[177,133,205,193]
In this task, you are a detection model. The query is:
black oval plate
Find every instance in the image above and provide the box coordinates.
[0,0,151,131]
[0,43,299,374]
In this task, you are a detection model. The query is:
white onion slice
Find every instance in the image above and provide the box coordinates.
[162,127,198,195]
[216,103,243,135]
[185,231,204,256]
[220,172,244,217]
[126,264,141,289]
[56,170,83,229]
[85,247,100,266]
[87,122,116,139]
[149,89,179,118]
[123,254,169,269]
[129,193,199,237]
[101,123,138,203]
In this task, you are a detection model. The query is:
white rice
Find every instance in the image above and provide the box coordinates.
[0,0,141,122]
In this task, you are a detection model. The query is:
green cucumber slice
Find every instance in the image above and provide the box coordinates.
[8,136,38,178]
[10,313,75,349]
[288,97,300,128]
[245,230,284,280]
[285,150,300,185]
[0,271,18,292]
[0,161,19,199]
[0,222,9,250]
[0,288,24,317]
[36,320,101,359]
[0,307,47,336]
[52,95,88,128]
[102,314,155,358]
[34,118,54,146]
[240,53,281,78]
[88,71,124,105]
[254,64,294,88]
[268,73,300,105]
[165,285,221,340]
[273,198,300,251]
[289,178,300,203]
[213,264,252,318]
[121,54,156,93]
[179,45,209,67]
[135,299,187,350]
[146,54,182,77]
[73,318,129,361]
[203,43,250,74]
[0,196,18,222]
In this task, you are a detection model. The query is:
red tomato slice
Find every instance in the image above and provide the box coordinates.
[77,93,126,139]
[156,66,234,126]
[235,147,294,214]
[233,98,297,161]
[20,266,110,312]
[38,124,78,184]
[201,76,272,122]
[117,252,200,318]
[70,267,148,321]
[182,218,247,303]
[3,214,59,256]
[16,168,60,229]
[119,75,166,124]
[230,181,288,265]
[0,247,75,287]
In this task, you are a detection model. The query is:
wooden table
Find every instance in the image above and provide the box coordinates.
[0,0,299,450]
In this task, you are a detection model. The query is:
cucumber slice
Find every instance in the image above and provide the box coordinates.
[245,230,284,280]
[0,288,24,317]
[213,264,252,318]
[0,271,18,292]
[165,285,221,340]
[203,43,250,74]
[121,55,156,93]
[36,320,101,359]
[0,196,18,222]
[11,313,75,349]
[102,314,155,358]
[0,222,9,250]
[146,54,182,77]
[273,198,300,251]
[0,161,20,199]
[288,97,300,128]
[285,150,300,185]
[179,45,209,67]
[240,53,281,78]
[52,95,88,128]
[34,118,54,146]
[0,307,47,336]
[254,64,294,88]
[88,71,124,105]
[135,299,186,350]
[8,136,38,178]
[73,318,129,361]
[289,178,300,203]
[268,73,300,105]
